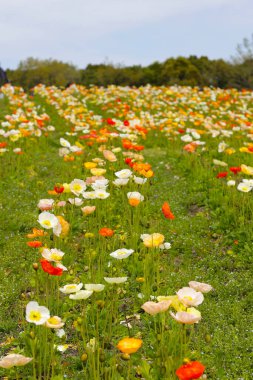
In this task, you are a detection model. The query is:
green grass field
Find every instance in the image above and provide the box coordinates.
[0,85,252,379]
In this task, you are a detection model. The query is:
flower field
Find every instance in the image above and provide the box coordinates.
[0,84,252,379]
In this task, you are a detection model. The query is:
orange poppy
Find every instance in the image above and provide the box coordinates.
[116,337,142,354]
[27,241,43,248]
[176,361,205,380]
[27,228,46,238]
[99,228,114,237]
[162,202,175,220]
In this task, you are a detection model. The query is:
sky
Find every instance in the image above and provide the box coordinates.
[0,0,252,69]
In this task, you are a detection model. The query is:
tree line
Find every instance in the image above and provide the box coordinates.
[2,37,253,89]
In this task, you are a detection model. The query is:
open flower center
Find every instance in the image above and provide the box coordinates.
[51,253,62,261]
[43,220,51,227]
[29,311,41,321]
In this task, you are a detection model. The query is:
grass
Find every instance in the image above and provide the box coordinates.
[0,87,252,379]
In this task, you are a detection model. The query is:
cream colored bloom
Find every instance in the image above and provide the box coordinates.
[141,233,165,248]
[181,134,192,142]
[237,182,253,192]
[69,290,93,300]
[82,191,97,199]
[56,344,70,352]
[94,189,110,199]
[85,284,105,292]
[189,281,213,293]
[141,300,172,315]
[218,141,228,153]
[60,283,83,294]
[113,178,129,186]
[159,242,171,250]
[227,180,236,187]
[115,169,132,179]
[103,150,117,162]
[241,164,253,175]
[177,287,204,307]
[104,277,128,284]
[56,328,65,338]
[133,176,147,185]
[170,308,201,324]
[110,248,134,260]
[91,181,109,191]
[68,197,84,206]
[37,199,54,211]
[90,168,106,176]
[60,138,71,148]
[38,211,59,229]
[213,159,228,167]
[26,301,50,325]
[69,179,86,196]
[42,248,65,262]
[0,354,33,369]
[81,205,96,215]
[45,316,64,329]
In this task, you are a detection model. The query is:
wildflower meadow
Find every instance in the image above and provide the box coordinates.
[0,83,252,379]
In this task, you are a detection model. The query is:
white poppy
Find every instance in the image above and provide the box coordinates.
[26,301,50,325]
[110,248,134,260]
[60,283,83,294]
[38,211,59,229]
[177,287,204,307]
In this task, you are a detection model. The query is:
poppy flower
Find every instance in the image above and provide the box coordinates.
[162,202,175,219]
[216,171,228,178]
[116,337,142,354]
[229,166,241,174]
[141,233,164,248]
[27,228,46,238]
[99,227,114,237]
[183,142,197,153]
[103,150,117,162]
[141,300,172,315]
[107,118,115,125]
[127,192,144,206]
[27,241,43,248]
[125,157,134,167]
[178,128,185,134]
[176,361,205,380]
[54,184,65,193]
[0,353,33,369]
[40,259,63,276]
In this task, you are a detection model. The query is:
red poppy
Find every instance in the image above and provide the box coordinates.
[162,202,175,220]
[229,166,241,174]
[54,184,65,194]
[27,241,43,248]
[0,142,7,148]
[124,120,129,126]
[178,128,185,134]
[125,158,134,167]
[107,118,115,126]
[99,228,114,237]
[40,259,63,276]
[176,361,205,380]
[216,171,228,178]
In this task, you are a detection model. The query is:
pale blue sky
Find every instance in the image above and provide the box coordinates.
[0,0,252,69]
